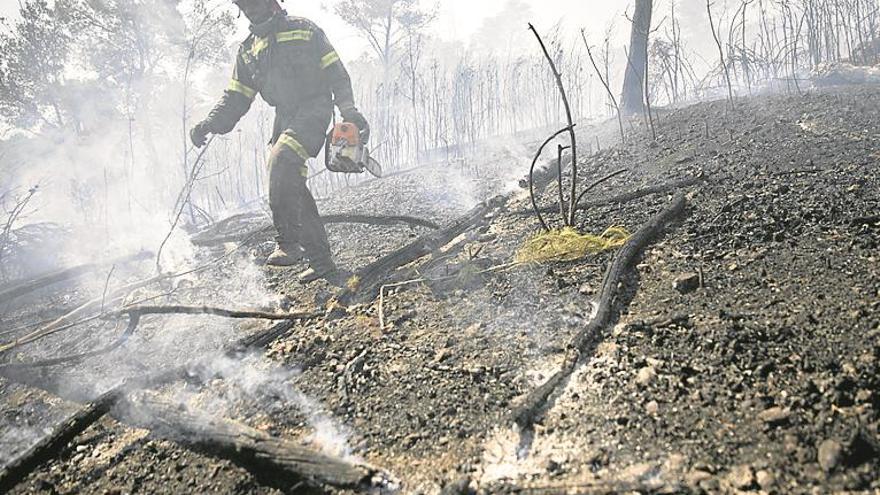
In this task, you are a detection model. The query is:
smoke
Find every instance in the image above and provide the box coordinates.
[138,352,357,460]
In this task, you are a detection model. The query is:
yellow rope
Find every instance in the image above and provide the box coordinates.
[515,226,631,264]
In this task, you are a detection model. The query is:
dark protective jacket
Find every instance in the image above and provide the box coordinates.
[203,13,356,138]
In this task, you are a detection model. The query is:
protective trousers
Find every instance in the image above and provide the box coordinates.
[268,108,332,266]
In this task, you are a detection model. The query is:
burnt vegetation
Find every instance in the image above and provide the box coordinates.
[1,0,879,493]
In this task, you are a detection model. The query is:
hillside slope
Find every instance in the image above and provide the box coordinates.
[4,86,879,494]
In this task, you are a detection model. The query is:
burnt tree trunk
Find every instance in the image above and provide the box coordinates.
[621,0,654,116]
[120,394,378,490]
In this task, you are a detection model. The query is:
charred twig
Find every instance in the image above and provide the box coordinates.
[529,23,579,226]
[0,306,319,370]
[0,232,265,354]
[0,186,39,281]
[511,194,687,431]
[156,135,215,274]
[377,262,521,330]
[337,348,369,402]
[0,289,174,340]
[582,29,625,142]
[516,176,702,216]
[338,196,505,305]
[572,169,629,211]
[377,279,427,331]
[0,313,141,370]
[528,127,575,231]
[107,304,320,321]
[99,265,116,313]
[556,145,570,221]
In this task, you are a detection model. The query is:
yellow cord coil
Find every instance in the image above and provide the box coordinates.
[515,226,631,263]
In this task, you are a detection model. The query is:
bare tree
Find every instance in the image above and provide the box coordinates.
[621,0,654,116]
[581,30,625,142]
[707,0,735,105]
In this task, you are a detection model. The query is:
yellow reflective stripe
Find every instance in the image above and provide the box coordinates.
[276,29,313,43]
[249,30,313,57]
[320,51,340,69]
[250,36,269,57]
[227,79,256,99]
[277,134,310,161]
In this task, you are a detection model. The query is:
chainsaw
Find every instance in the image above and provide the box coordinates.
[325,122,382,178]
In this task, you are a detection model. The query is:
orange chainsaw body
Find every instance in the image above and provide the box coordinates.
[327,123,382,177]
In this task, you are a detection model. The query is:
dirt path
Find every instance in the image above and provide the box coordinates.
[3,86,879,494]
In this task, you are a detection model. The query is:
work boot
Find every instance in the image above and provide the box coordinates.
[266,245,304,267]
[297,259,337,283]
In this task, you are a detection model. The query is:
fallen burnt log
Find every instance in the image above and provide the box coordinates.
[0,251,151,305]
[0,388,121,494]
[191,214,440,247]
[518,154,572,191]
[120,394,379,490]
[514,176,702,216]
[337,196,506,305]
[851,214,880,227]
[0,315,329,492]
[511,193,687,430]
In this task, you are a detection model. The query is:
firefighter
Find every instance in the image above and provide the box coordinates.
[190,0,369,282]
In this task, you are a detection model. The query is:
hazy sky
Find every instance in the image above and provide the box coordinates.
[0,0,626,60]
[0,0,715,69]
[305,0,624,59]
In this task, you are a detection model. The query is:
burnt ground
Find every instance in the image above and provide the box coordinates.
[2,85,879,494]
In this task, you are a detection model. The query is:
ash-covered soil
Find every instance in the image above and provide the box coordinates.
[3,85,880,494]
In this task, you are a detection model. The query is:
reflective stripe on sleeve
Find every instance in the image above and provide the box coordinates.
[277,134,311,161]
[320,51,340,69]
[227,79,256,99]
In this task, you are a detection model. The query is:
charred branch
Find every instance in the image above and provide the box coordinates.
[512,193,687,431]
[0,316,329,491]
[0,388,123,494]
[528,126,575,231]
[0,251,151,305]
[528,23,579,226]
[0,305,320,370]
[190,214,441,247]
[337,196,505,305]
[515,175,703,217]
[120,395,382,490]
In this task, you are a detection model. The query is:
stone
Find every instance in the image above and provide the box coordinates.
[757,406,791,426]
[646,400,660,415]
[818,439,843,472]
[636,366,658,387]
[685,469,712,488]
[663,453,687,473]
[726,464,755,490]
[673,272,701,294]
[756,469,776,489]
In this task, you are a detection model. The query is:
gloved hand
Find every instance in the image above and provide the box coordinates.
[341,107,370,144]
[190,121,211,148]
